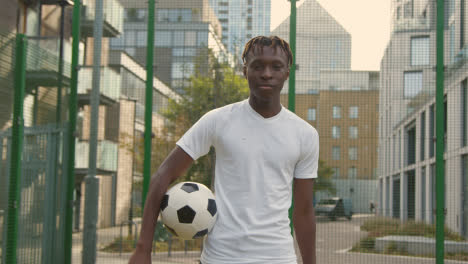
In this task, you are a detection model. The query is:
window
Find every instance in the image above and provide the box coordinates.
[185,31,196,46]
[463,79,468,146]
[136,31,147,47]
[348,167,357,179]
[307,108,316,121]
[349,106,359,118]
[332,146,341,160]
[429,104,435,157]
[197,31,208,46]
[332,126,341,139]
[173,31,184,46]
[349,147,358,160]
[333,106,341,118]
[404,71,423,98]
[404,0,414,18]
[332,168,340,179]
[172,62,194,79]
[351,86,361,91]
[349,126,358,139]
[125,31,136,46]
[420,112,426,160]
[411,36,430,66]
[157,9,169,22]
[155,31,172,47]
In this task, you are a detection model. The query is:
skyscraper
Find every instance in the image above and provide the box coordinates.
[209,0,271,61]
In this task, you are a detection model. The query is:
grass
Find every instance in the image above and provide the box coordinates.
[351,217,467,261]
[100,234,203,253]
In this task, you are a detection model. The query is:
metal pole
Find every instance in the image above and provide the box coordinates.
[142,0,155,209]
[435,0,445,263]
[56,3,66,123]
[82,0,104,262]
[288,0,297,111]
[5,33,27,264]
[287,0,297,236]
[64,0,80,263]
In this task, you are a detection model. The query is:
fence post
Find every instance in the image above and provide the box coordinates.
[435,0,445,263]
[5,33,27,264]
[142,0,156,210]
[63,1,81,263]
[287,0,297,236]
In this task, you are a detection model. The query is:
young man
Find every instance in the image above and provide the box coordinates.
[129,36,318,264]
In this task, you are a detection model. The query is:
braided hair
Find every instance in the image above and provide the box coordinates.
[241,36,293,68]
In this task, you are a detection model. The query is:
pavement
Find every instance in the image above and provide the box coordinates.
[70,214,467,264]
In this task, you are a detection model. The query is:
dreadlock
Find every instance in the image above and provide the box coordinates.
[242,36,293,67]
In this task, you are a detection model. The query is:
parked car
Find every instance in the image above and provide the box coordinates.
[315,197,352,221]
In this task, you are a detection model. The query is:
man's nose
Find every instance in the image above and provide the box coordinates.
[261,66,273,79]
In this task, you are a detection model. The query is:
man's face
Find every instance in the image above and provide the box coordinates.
[243,45,290,102]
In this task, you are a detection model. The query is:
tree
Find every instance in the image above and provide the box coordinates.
[314,160,336,195]
[159,48,249,186]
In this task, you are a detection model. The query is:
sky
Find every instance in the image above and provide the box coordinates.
[270,0,392,71]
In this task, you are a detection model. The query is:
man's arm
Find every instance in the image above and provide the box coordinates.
[129,146,194,264]
[293,178,316,264]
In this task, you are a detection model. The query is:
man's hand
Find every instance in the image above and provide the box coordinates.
[128,247,151,264]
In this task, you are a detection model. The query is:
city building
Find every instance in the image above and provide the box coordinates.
[378,0,468,238]
[281,70,380,213]
[0,2,181,258]
[209,0,271,62]
[113,0,232,94]
[272,0,352,94]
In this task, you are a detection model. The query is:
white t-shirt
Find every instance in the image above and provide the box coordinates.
[176,99,319,264]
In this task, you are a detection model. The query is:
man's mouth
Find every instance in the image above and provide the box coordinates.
[258,85,273,89]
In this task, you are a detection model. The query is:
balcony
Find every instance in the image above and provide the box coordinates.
[77,67,121,106]
[75,140,118,174]
[393,17,430,33]
[81,0,124,38]
[41,0,73,5]
[25,37,72,88]
[448,46,468,73]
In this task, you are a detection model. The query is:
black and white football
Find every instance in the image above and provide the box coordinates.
[160,182,217,240]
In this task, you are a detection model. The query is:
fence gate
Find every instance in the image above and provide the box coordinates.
[1,124,69,264]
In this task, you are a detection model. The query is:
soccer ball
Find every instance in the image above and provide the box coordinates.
[160,182,217,240]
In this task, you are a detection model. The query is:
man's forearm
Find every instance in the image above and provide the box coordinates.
[136,172,171,252]
[294,210,316,264]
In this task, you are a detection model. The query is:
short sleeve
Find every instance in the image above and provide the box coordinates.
[294,126,319,179]
[176,110,217,160]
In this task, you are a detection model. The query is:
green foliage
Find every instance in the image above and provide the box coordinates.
[351,237,376,252]
[314,160,336,195]
[360,217,465,241]
[160,48,249,186]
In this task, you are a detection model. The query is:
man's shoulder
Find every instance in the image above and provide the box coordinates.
[282,108,318,134]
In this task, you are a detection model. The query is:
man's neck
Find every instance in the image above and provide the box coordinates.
[248,97,282,118]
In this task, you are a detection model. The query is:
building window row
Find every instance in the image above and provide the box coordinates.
[332,106,359,119]
[111,30,209,48]
[157,9,192,23]
[331,146,358,161]
[331,126,358,139]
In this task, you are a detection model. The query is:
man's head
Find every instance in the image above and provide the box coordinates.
[242,36,292,103]
[242,36,293,68]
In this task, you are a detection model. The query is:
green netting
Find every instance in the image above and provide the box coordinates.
[1,0,468,263]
